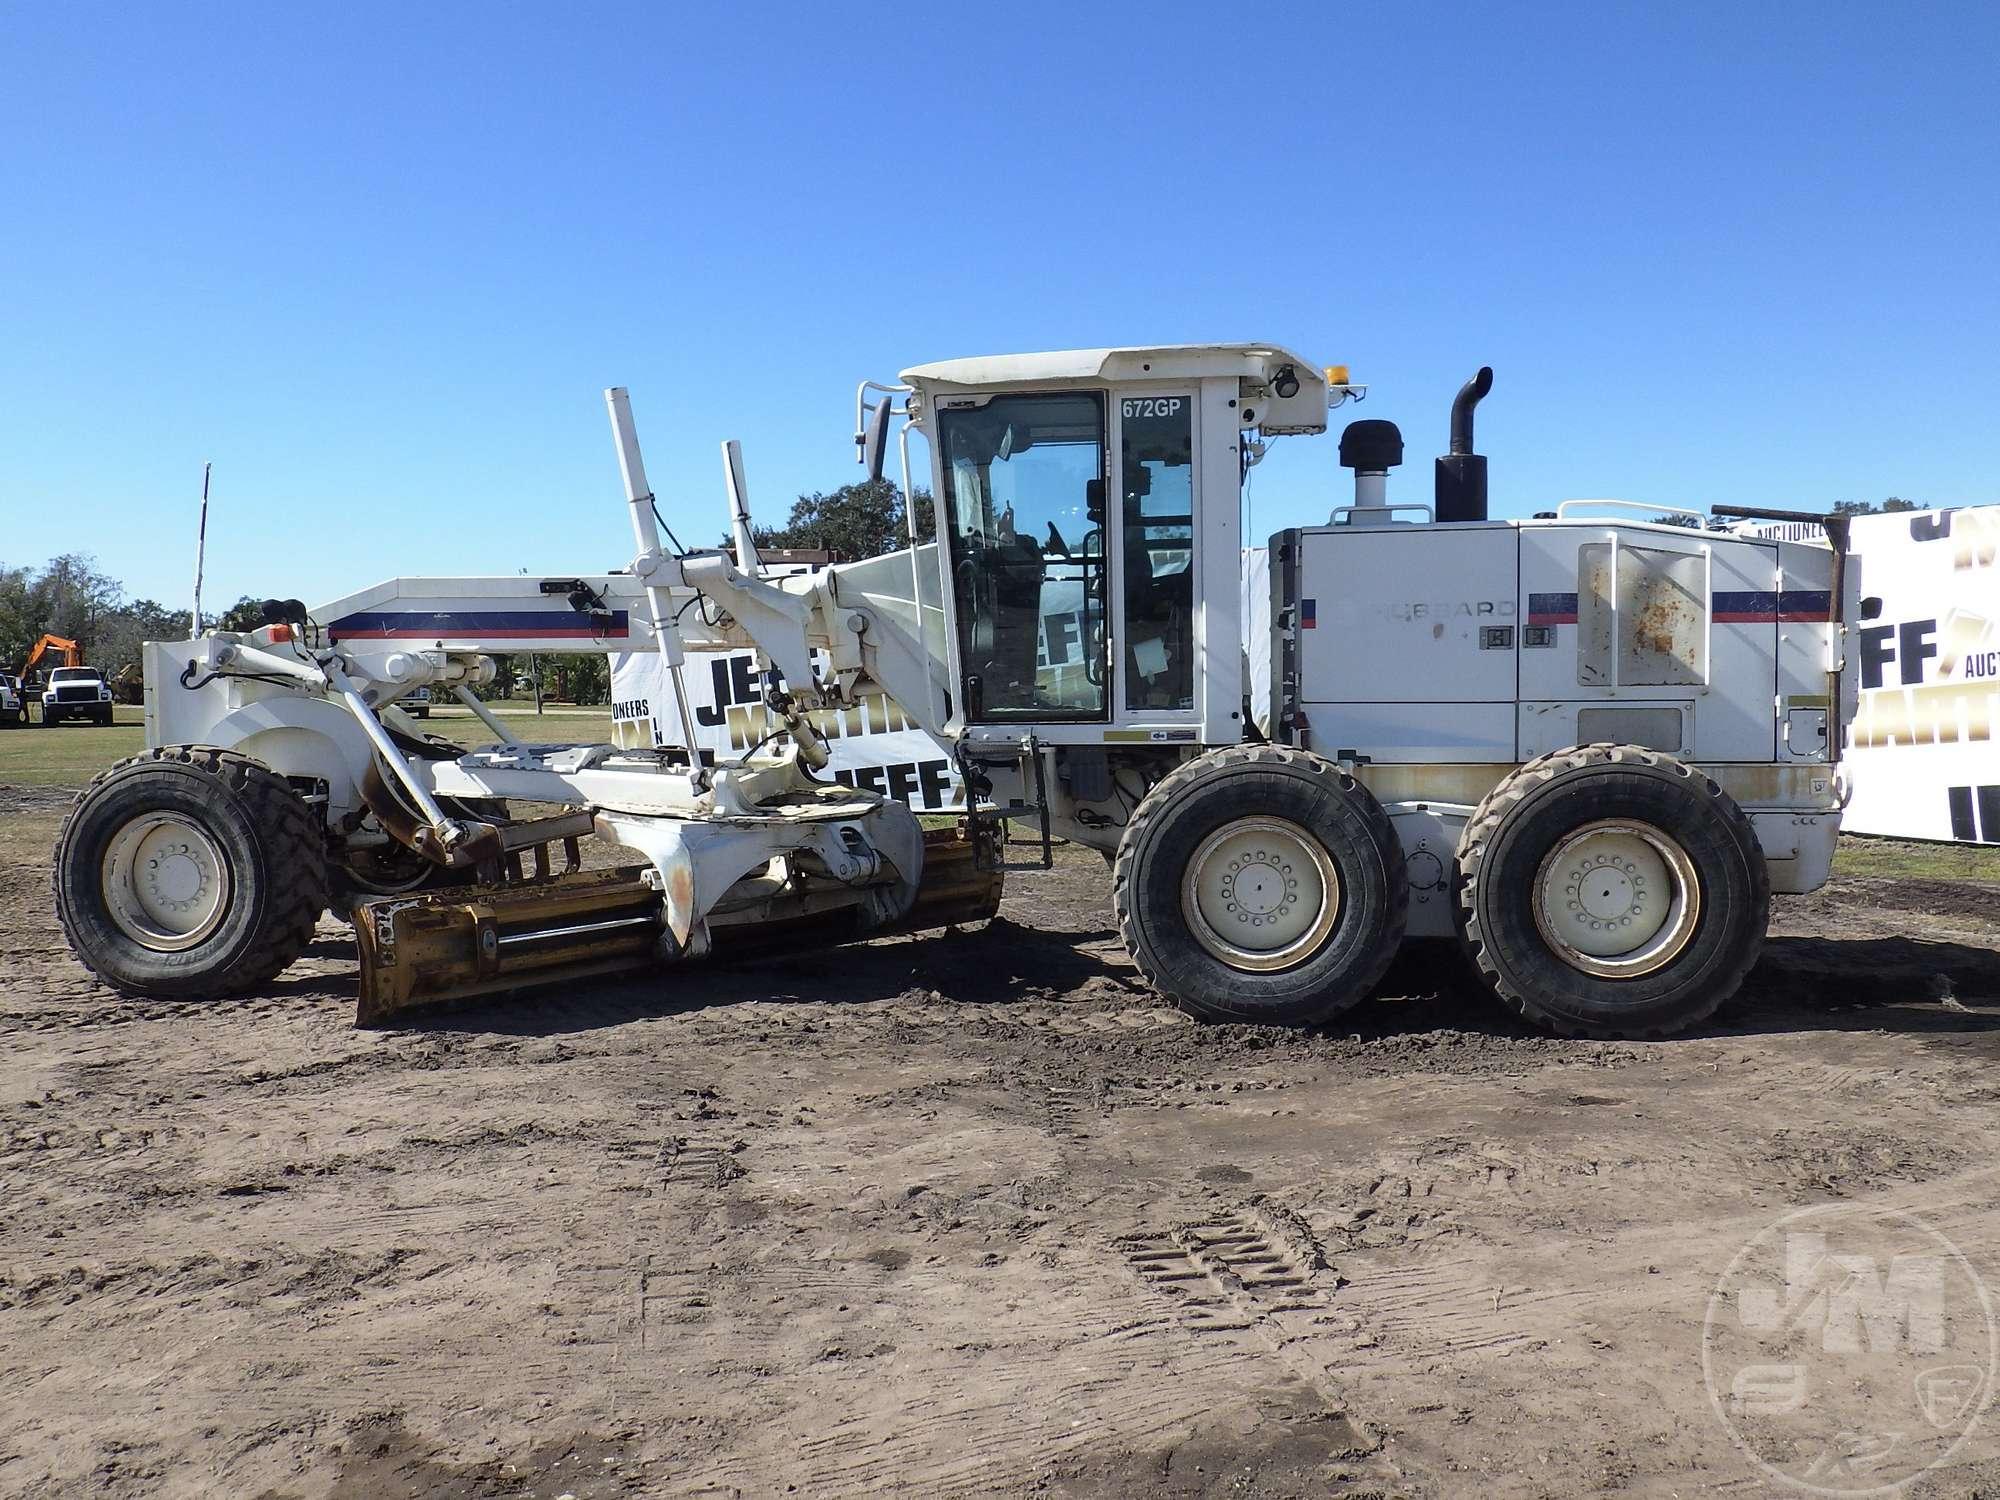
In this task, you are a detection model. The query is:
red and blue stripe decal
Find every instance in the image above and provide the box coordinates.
[1528,592,1578,626]
[1300,598,1317,629]
[328,609,631,641]
[1714,591,1832,624]
[1527,590,1828,627]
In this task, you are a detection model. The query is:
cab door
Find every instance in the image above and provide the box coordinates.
[935,391,1110,722]
[1113,392,1199,720]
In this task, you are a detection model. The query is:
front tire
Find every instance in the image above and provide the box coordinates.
[1114,746,1406,1025]
[53,746,330,998]
[1454,744,1768,1039]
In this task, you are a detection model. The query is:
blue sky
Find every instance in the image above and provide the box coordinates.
[3,2,1996,608]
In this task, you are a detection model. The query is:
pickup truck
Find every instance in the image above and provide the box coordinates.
[40,665,115,726]
[0,674,21,727]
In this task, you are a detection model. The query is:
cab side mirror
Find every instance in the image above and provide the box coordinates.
[860,397,893,483]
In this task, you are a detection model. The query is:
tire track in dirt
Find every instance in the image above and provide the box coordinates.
[657,1253,1284,1499]
[1109,1198,1403,1492]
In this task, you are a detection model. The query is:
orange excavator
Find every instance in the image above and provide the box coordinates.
[21,634,82,680]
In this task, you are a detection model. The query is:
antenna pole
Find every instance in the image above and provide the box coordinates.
[190,462,212,635]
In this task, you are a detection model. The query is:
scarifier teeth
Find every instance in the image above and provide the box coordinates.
[350,824,1003,1028]
[353,867,663,1026]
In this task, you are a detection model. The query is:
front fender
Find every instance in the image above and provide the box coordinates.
[193,697,377,821]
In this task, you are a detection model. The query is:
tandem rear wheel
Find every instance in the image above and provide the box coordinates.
[1454,744,1768,1039]
[1110,742,1766,1040]
[1112,746,1407,1026]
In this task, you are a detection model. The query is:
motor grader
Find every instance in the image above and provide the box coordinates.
[52,347,1856,1036]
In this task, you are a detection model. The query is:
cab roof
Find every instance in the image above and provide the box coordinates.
[899,342,1320,390]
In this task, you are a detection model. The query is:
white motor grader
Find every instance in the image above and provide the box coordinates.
[54,347,1857,1036]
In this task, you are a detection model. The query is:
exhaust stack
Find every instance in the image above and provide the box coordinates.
[1435,366,1493,523]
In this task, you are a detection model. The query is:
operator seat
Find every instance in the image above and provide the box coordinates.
[963,531,1047,711]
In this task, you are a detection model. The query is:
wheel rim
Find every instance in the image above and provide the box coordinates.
[1532,819,1701,978]
[101,813,232,951]
[1179,816,1340,973]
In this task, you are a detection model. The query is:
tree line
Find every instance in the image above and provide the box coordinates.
[0,556,188,678]
[0,554,355,684]
[737,476,935,559]
[2,480,927,697]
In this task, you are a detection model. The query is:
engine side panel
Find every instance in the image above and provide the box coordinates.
[1285,524,1520,763]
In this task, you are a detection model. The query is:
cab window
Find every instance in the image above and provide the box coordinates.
[937,392,1107,720]
[1120,395,1195,711]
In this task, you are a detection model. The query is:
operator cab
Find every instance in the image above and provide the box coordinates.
[895,345,1351,747]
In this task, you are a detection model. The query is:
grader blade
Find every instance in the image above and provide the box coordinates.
[353,867,663,1026]
[350,826,1004,1027]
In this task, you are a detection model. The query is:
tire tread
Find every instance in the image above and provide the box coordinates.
[1454,742,1768,1039]
[52,745,329,998]
[1113,745,1407,1024]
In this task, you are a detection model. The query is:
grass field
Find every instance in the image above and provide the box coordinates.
[0,703,614,788]
[1831,833,2000,883]
[0,706,148,786]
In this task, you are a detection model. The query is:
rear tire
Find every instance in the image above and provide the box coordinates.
[53,746,330,998]
[1114,746,1406,1025]
[1454,744,1767,1039]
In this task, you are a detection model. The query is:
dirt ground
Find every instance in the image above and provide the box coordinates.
[5,778,2000,1498]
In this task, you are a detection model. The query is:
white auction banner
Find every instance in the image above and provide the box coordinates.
[608,645,963,811]
[1838,505,2000,843]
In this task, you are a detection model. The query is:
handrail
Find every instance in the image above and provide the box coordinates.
[1329,503,1436,525]
[1556,498,1707,525]
[897,416,931,647]
[1609,531,1619,691]
[1701,544,1714,688]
